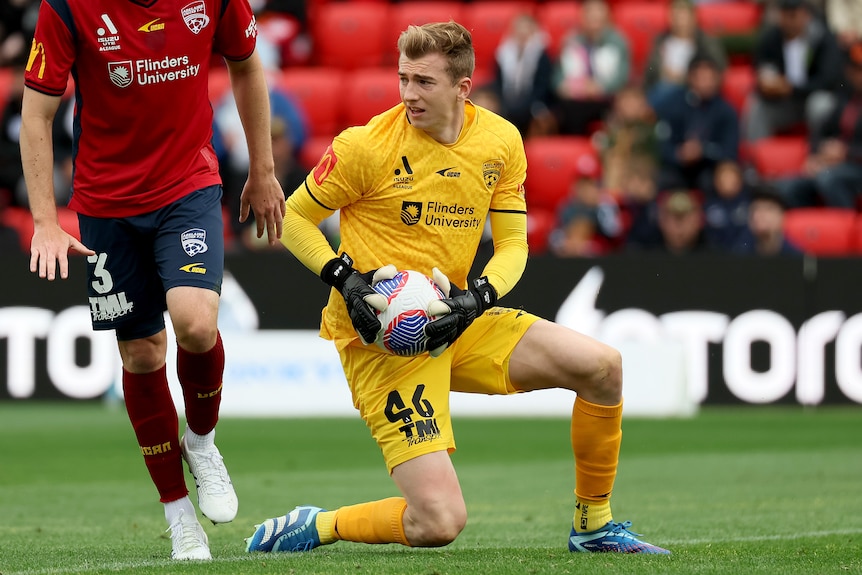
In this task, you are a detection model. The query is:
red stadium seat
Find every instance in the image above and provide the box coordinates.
[536,1,582,59]
[0,206,81,253]
[299,135,334,172]
[387,3,465,66]
[524,136,599,212]
[0,67,14,111]
[783,208,856,256]
[390,2,465,35]
[278,67,344,138]
[721,64,755,115]
[606,0,670,4]
[342,67,401,128]
[526,208,556,255]
[310,3,390,69]
[747,136,809,179]
[852,215,862,254]
[462,2,535,77]
[1,206,32,252]
[696,2,762,38]
[612,2,669,79]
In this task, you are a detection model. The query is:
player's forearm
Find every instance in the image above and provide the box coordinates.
[281,199,339,276]
[20,94,60,227]
[481,210,528,299]
[227,52,275,177]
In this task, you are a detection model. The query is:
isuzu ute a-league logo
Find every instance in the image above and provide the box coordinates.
[181,228,208,256]
[107,61,133,88]
[181,0,210,34]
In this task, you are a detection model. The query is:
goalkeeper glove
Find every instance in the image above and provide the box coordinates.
[425,267,497,357]
[320,253,397,345]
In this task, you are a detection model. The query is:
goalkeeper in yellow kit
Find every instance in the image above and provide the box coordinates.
[246,21,669,554]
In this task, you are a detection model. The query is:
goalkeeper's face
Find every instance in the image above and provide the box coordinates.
[398,52,470,142]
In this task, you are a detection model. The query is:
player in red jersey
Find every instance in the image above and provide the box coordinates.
[20,0,285,560]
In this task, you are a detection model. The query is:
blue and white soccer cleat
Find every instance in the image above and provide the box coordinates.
[568,520,671,554]
[245,506,326,553]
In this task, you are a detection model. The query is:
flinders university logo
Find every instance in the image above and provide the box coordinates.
[108,61,133,87]
[401,201,422,226]
[181,228,208,256]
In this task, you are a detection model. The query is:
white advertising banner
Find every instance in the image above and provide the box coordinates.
[152,330,695,418]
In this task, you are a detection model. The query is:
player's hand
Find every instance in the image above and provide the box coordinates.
[321,253,395,344]
[425,267,497,357]
[29,223,95,281]
[239,173,286,246]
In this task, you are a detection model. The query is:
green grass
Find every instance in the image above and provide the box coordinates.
[1,403,861,574]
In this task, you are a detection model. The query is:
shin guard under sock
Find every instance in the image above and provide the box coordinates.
[571,396,622,532]
[123,366,187,503]
[177,332,224,435]
[328,497,409,545]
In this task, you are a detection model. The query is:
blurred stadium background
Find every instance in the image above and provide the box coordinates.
[1,4,862,572]
[0,0,860,410]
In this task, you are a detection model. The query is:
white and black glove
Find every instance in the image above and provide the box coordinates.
[425,267,497,357]
[320,253,396,344]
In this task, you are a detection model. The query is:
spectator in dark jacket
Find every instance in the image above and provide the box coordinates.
[745,0,842,141]
[628,189,711,255]
[776,41,862,208]
[643,0,728,110]
[653,53,739,192]
[732,185,803,255]
[489,13,555,138]
[703,160,750,250]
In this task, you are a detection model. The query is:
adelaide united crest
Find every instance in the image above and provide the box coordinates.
[482,160,504,189]
[181,0,210,34]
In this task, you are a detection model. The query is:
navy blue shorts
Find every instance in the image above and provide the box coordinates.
[78,185,225,340]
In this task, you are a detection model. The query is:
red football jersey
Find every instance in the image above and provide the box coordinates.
[24,0,257,217]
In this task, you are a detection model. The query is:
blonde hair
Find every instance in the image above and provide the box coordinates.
[397,21,475,84]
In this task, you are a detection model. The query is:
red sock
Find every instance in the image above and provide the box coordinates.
[177,331,224,435]
[122,366,187,503]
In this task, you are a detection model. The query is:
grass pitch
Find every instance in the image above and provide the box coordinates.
[0,402,860,575]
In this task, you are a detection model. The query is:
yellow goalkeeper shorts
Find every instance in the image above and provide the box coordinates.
[338,306,542,472]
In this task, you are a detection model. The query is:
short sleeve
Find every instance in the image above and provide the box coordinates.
[214,0,257,61]
[24,0,76,96]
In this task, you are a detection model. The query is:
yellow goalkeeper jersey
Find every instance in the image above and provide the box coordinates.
[291,100,528,345]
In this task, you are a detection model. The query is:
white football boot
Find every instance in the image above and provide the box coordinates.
[167,509,212,560]
[181,436,238,524]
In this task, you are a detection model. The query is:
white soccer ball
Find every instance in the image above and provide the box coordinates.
[373,270,446,356]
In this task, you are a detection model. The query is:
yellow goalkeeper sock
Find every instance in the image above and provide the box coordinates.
[322,497,410,545]
[571,396,622,532]
[315,510,338,545]
[574,499,613,534]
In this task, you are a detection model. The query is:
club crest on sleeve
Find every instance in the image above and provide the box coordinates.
[483,160,503,188]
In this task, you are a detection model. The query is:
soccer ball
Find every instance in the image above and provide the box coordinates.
[373,270,446,356]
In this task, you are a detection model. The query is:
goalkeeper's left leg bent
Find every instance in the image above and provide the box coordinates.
[505,320,627,533]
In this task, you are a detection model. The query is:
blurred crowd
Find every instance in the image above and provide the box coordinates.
[2,0,862,256]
